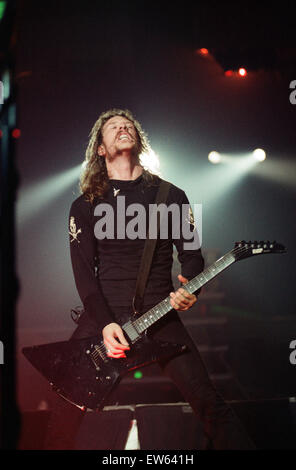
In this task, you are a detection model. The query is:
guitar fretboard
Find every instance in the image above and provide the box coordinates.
[133,250,236,334]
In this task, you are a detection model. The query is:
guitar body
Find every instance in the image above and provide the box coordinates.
[22,334,187,411]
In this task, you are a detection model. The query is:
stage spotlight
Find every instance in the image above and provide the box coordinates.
[252,148,266,162]
[238,68,247,77]
[12,128,21,139]
[208,151,221,164]
[140,148,161,175]
[197,48,209,56]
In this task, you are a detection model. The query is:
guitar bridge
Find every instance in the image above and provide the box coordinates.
[88,344,108,370]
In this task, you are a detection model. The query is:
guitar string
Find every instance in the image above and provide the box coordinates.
[132,244,248,334]
[131,243,279,335]
[93,243,270,357]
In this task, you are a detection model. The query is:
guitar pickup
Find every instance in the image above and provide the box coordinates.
[122,320,141,343]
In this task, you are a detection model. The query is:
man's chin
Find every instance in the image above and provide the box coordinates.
[116,144,140,155]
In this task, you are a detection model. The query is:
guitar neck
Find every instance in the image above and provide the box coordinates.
[133,250,236,334]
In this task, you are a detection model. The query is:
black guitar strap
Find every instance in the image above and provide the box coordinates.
[132,179,171,315]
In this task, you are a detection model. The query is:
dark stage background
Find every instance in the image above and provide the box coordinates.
[1,0,296,449]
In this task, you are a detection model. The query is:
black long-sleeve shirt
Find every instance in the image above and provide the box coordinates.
[69,174,204,332]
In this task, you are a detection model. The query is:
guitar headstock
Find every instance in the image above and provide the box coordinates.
[233,240,287,261]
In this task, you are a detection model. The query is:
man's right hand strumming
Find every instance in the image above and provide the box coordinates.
[102,323,130,359]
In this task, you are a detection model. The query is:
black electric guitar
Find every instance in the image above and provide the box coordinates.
[22,240,286,411]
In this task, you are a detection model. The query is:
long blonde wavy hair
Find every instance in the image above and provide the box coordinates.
[80,109,157,202]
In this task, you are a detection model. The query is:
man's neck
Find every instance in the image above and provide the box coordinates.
[106,154,143,181]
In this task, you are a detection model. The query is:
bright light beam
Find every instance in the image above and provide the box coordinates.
[189,153,258,206]
[251,157,296,189]
[140,149,161,176]
[17,164,82,225]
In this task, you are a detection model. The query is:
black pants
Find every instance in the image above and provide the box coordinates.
[44,306,255,450]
